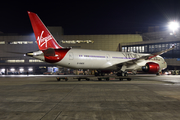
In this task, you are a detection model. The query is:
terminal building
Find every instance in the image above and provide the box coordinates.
[0,26,180,75]
[121,30,180,70]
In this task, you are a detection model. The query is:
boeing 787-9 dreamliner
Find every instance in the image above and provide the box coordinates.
[26,11,174,76]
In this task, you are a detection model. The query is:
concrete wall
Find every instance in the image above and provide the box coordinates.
[59,34,142,51]
[0,35,38,58]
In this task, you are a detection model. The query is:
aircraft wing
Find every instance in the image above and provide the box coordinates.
[116,45,175,66]
[144,45,175,60]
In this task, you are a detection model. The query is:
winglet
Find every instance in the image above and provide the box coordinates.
[28,11,62,50]
[170,44,175,49]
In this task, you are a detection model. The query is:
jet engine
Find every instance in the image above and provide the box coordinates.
[142,62,160,74]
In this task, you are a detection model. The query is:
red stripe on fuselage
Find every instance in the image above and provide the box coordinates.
[43,48,70,63]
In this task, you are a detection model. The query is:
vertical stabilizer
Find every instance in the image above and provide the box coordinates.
[28,11,62,50]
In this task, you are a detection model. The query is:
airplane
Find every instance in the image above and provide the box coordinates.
[26,11,175,76]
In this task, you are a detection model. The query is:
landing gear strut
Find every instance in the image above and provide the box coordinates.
[132,70,137,75]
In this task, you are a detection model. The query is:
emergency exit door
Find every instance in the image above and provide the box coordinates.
[69,52,74,60]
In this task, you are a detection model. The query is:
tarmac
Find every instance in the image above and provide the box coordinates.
[0,75,180,120]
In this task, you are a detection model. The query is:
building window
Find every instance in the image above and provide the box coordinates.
[133,46,135,52]
[144,45,147,52]
[136,46,138,53]
[155,44,158,52]
[61,40,94,44]
[130,47,132,52]
[139,46,142,52]
[177,43,180,50]
[166,44,169,49]
[149,45,152,52]
[6,60,24,63]
[158,44,161,51]
[29,59,43,62]
[128,47,130,52]
[0,41,5,44]
[122,47,125,52]
[8,41,33,44]
[152,45,154,52]
[124,47,127,52]
[141,46,144,52]
[162,44,165,50]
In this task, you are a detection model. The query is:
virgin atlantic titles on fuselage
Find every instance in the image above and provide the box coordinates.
[26,11,174,76]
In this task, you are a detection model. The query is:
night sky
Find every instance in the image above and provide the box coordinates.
[0,0,180,35]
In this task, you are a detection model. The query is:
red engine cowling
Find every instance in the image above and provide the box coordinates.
[142,62,160,74]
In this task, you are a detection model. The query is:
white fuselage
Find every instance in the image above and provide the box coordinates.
[32,48,167,72]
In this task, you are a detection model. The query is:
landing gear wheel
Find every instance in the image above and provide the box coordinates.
[101,73,105,76]
[117,72,121,76]
[98,78,102,81]
[65,78,68,81]
[56,78,60,81]
[95,72,105,76]
[117,71,128,76]
[78,78,81,81]
[95,72,99,76]
[124,72,128,76]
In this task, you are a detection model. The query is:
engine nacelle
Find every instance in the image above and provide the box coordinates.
[142,62,160,74]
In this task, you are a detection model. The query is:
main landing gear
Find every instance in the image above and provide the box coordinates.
[116,71,128,76]
[156,72,162,76]
[56,77,68,81]
[94,71,105,76]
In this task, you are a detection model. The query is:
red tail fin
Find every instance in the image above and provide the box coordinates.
[28,11,62,50]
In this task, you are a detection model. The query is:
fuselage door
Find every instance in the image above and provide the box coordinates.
[106,54,110,61]
[69,52,74,60]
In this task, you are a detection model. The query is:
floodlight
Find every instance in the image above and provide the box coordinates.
[1,69,5,72]
[10,68,15,72]
[19,68,24,72]
[168,21,179,32]
[28,68,33,71]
